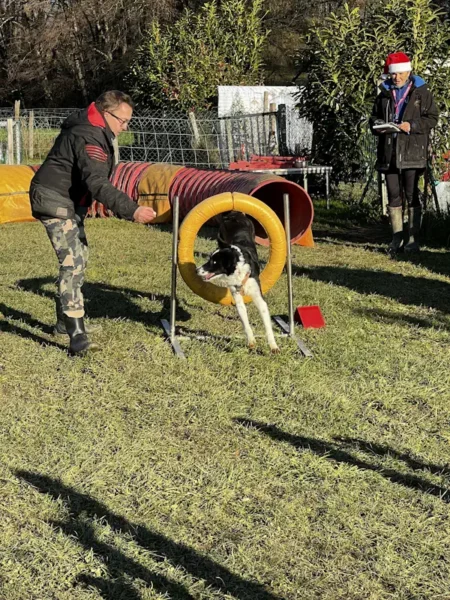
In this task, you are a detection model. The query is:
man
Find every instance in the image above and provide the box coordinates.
[370,52,438,257]
[30,90,156,355]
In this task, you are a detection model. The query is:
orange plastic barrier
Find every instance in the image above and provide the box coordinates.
[0,166,36,225]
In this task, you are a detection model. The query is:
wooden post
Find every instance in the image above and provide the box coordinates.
[13,101,20,164]
[188,111,201,147]
[112,137,119,165]
[14,120,21,164]
[28,110,34,160]
[226,119,234,164]
[7,118,14,164]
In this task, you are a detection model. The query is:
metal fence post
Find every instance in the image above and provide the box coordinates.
[277,104,287,155]
[269,102,279,155]
[225,119,234,164]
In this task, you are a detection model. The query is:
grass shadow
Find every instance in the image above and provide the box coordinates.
[333,436,450,478]
[354,307,450,331]
[17,470,281,600]
[313,236,387,255]
[312,225,389,246]
[0,303,67,351]
[176,326,276,355]
[57,519,193,600]
[399,249,450,278]
[293,265,450,314]
[234,419,450,503]
[15,277,191,325]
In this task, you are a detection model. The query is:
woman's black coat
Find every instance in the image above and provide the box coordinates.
[369,77,438,171]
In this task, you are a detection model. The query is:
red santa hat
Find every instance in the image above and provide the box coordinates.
[383,52,412,77]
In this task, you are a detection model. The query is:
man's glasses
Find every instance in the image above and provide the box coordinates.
[105,111,131,127]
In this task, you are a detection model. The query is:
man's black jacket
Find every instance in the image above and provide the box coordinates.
[31,103,137,220]
[369,75,438,171]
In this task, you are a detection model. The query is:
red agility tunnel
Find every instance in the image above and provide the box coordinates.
[0,162,314,246]
[169,167,313,247]
[89,161,153,218]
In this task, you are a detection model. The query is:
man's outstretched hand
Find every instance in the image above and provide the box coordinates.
[133,206,157,223]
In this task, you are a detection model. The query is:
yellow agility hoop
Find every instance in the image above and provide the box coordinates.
[178,192,287,305]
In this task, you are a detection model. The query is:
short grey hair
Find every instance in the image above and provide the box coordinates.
[95,90,134,112]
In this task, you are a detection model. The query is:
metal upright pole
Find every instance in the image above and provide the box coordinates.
[283,193,295,336]
[161,195,185,358]
[272,194,313,357]
[170,195,180,341]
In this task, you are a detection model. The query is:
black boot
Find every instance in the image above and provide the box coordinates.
[54,296,101,336]
[53,296,67,335]
[63,315,100,355]
[404,206,422,253]
[387,206,404,258]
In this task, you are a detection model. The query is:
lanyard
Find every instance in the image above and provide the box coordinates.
[391,82,413,120]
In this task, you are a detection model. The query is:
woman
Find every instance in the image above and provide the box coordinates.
[370,52,438,257]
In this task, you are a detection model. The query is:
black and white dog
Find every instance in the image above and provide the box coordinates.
[197,211,279,353]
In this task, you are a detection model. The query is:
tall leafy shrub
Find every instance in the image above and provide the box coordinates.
[297,0,450,181]
[128,0,268,110]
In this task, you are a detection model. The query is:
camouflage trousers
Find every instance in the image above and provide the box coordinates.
[41,213,89,319]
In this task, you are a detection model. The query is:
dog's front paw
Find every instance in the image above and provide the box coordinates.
[270,345,280,354]
[247,340,257,351]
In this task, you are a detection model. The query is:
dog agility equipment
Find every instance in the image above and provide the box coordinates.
[0,165,36,224]
[0,163,313,247]
[294,305,326,329]
[178,192,287,305]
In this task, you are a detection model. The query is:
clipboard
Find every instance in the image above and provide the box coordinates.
[373,122,401,133]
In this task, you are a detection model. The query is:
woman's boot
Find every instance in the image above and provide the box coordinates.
[387,206,404,258]
[404,206,422,253]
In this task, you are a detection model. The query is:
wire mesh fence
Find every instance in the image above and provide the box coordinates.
[0,106,316,168]
[0,105,375,176]
[121,111,226,166]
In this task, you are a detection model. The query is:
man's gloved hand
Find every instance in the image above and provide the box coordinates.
[133,206,157,223]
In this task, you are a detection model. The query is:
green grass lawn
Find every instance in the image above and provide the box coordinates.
[1,204,450,599]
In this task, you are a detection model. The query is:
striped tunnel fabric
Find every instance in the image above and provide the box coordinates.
[168,167,314,246]
[171,168,284,220]
[89,161,152,218]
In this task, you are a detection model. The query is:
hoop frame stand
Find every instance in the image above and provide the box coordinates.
[161,195,186,358]
[272,193,313,358]
[161,193,312,358]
